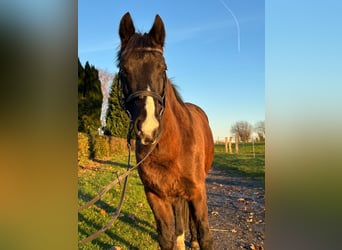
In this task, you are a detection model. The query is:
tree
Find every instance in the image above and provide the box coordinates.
[231,121,253,143]
[98,69,114,127]
[254,121,265,142]
[104,73,131,138]
[78,59,103,134]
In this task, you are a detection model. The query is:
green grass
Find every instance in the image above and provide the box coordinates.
[78,142,265,249]
[213,143,265,180]
[78,154,158,250]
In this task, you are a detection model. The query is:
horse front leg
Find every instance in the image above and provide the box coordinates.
[190,188,213,250]
[146,191,175,250]
[189,213,200,249]
[173,198,188,250]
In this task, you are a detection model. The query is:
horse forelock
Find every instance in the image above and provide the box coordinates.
[117,33,163,67]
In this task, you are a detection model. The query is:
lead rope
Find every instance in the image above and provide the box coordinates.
[79,122,158,245]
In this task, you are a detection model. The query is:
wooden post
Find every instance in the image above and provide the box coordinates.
[228,137,232,154]
[225,137,228,153]
[252,138,255,158]
[235,134,239,154]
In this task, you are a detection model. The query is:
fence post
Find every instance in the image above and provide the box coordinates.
[225,137,228,153]
[235,134,239,154]
[252,138,255,158]
[229,136,232,154]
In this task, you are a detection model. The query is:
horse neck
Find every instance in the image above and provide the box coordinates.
[160,81,187,139]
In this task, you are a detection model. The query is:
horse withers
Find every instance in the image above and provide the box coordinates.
[117,12,214,250]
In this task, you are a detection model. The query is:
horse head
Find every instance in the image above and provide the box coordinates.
[118,12,167,145]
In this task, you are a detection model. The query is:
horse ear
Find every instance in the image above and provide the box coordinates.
[149,15,165,48]
[119,12,135,48]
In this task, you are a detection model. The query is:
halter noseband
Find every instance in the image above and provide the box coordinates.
[118,47,167,120]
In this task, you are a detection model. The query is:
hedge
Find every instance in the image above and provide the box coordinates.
[78,133,135,161]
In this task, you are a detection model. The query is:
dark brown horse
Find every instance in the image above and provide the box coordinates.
[117,12,214,250]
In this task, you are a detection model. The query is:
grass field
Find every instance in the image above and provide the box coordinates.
[78,142,265,249]
[213,142,265,180]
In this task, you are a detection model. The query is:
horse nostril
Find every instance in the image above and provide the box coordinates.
[142,136,155,145]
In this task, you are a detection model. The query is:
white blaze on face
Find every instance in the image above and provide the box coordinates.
[141,86,159,140]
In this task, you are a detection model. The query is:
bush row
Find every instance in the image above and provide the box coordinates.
[78,132,135,161]
[78,132,89,162]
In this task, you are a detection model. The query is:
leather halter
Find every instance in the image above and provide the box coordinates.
[118,47,167,120]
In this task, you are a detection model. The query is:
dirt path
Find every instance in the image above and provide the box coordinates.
[206,166,265,250]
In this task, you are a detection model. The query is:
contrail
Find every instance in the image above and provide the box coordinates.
[218,0,241,52]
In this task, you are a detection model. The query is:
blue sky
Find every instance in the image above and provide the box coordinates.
[78,0,265,140]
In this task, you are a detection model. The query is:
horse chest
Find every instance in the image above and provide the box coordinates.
[138,162,188,199]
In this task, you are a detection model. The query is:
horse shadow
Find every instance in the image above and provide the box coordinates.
[92,159,129,169]
[78,189,157,249]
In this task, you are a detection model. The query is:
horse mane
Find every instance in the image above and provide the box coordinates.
[169,82,184,105]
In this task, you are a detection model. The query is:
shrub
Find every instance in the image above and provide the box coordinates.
[92,135,110,159]
[78,132,90,162]
[78,132,134,162]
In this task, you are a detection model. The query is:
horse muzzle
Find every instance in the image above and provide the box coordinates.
[134,117,161,145]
